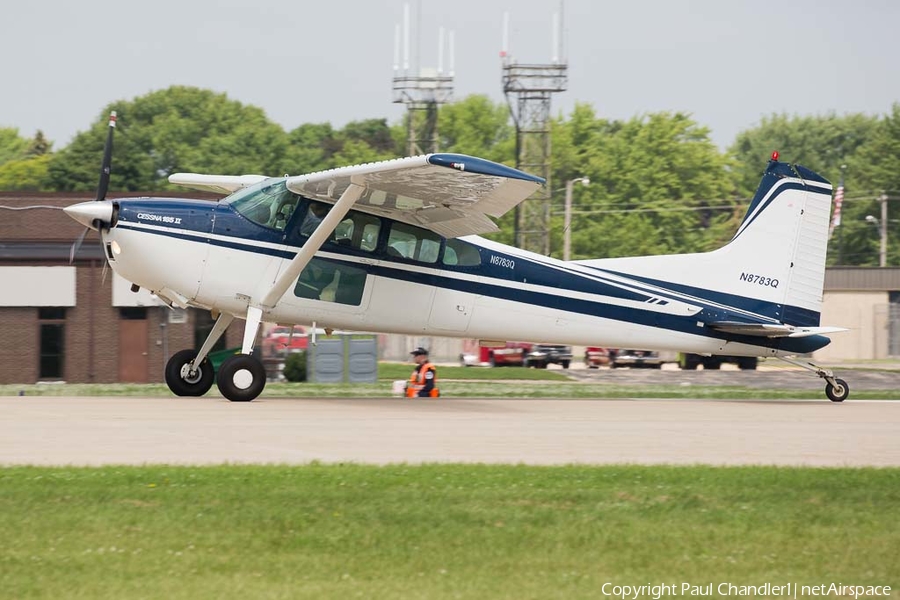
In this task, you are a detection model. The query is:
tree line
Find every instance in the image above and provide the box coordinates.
[1,85,897,266]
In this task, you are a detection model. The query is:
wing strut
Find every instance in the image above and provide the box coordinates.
[260,182,365,309]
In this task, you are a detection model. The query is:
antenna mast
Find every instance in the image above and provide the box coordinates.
[392,2,455,156]
[502,3,568,255]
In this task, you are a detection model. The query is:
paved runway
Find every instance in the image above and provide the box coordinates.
[2,396,898,467]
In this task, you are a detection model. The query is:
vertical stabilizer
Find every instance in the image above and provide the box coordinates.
[577,158,834,327]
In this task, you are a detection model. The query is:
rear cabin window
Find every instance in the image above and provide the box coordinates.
[386,222,441,264]
[442,238,481,267]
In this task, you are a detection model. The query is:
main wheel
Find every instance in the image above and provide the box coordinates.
[165,349,215,397]
[825,378,849,403]
[216,354,266,402]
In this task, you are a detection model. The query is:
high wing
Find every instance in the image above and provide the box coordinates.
[709,321,848,338]
[257,153,543,310]
[285,153,545,238]
[167,173,269,195]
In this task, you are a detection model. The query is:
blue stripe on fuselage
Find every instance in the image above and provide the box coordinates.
[114,213,828,354]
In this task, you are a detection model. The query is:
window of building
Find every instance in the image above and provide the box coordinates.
[386,222,441,264]
[443,238,482,267]
[38,307,66,379]
[119,307,148,320]
[293,258,367,306]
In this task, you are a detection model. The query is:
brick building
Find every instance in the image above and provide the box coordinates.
[0,192,243,384]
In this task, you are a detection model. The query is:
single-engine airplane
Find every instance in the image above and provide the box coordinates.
[64,113,848,402]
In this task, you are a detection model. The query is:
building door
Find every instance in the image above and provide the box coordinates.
[119,308,149,382]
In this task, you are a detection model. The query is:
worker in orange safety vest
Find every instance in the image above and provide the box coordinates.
[406,347,440,398]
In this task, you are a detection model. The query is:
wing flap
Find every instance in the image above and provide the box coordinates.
[285,153,543,238]
[709,321,848,338]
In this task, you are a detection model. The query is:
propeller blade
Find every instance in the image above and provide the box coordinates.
[95,111,117,202]
[101,261,110,286]
[69,227,90,264]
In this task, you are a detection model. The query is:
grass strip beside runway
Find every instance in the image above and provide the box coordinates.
[1,465,898,599]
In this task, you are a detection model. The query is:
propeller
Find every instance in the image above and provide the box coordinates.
[65,111,117,264]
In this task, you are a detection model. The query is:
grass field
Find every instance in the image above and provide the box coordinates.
[1,465,898,599]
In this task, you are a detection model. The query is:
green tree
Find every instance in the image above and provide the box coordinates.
[437,95,515,163]
[26,130,52,157]
[46,86,290,192]
[0,154,51,191]
[836,104,900,266]
[0,128,30,166]
[729,113,879,197]
[550,108,737,259]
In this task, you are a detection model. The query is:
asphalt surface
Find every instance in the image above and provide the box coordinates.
[565,365,900,390]
[2,395,898,467]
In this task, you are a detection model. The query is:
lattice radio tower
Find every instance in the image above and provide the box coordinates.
[392,3,454,156]
[502,7,568,254]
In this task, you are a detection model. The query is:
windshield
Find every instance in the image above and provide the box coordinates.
[224,178,300,230]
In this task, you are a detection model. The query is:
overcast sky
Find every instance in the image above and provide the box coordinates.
[2,0,898,151]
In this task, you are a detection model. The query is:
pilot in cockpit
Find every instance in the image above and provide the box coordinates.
[300,201,331,236]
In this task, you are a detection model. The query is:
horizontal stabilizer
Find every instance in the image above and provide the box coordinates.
[709,321,848,338]
[168,173,269,194]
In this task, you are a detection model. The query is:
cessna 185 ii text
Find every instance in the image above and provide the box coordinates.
[64,113,848,402]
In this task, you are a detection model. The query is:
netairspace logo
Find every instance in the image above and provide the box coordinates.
[600,582,891,600]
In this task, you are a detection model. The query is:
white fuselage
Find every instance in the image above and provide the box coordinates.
[103,217,810,359]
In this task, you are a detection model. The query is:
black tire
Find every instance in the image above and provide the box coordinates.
[679,354,699,370]
[825,378,849,403]
[703,358,722,370]
[165,349,215,397]
[216,354,266,402]
[561,360,570,369]
[737,357,758,370]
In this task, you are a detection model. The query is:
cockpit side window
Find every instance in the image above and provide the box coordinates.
[292,200,382,253]
[226,180,299,230]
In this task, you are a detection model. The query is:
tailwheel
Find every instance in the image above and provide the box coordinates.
[825,378,849,403]
[165,349,215,397]
[216,354,266,402]
[777,356,850,402]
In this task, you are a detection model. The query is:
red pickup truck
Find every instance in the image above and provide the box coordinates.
[460,342,533,367]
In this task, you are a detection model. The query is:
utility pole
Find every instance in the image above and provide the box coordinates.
[392,3,454,156]
[502,5,568,254]
[879,192,888,268]
[563,176,589,261]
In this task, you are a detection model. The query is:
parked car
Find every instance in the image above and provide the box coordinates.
[460,342,533,367]
[678,353,758,370]
[609,349,664,369]
[584,347,612,368]
[584,347,664,369]
[261,325,308,358]
[525,344,573,369]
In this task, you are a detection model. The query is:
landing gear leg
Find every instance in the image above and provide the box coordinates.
[777,356,850,402]
[165,312,235,397]
[216,306,267,402]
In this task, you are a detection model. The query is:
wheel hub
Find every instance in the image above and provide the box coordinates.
[180,363,203,385]
[232,368,254,390]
